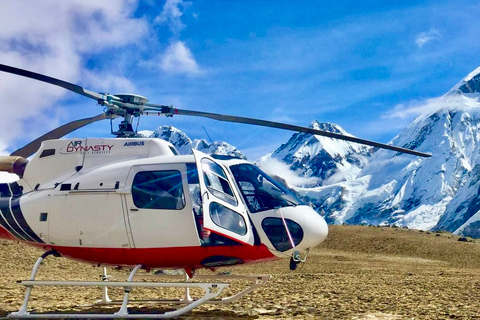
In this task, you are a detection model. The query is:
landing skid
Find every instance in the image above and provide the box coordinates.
[8,251,271,319]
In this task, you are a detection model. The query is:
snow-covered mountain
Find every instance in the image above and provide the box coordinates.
[261,121,372,187]
[291,68,480,238]
[140,125,246,159]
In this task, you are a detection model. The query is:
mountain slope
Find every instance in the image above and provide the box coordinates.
[344,105,475,230]
[262,121,372,187]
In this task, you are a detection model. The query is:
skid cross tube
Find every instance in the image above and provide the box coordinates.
[107,273,272,304]
[96,266,112,304]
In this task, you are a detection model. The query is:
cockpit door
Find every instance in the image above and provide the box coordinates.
[192,150,254,246]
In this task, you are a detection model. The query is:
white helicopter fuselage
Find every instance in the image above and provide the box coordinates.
[0,138,328,270]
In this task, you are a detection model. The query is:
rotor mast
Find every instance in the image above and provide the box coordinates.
[100,94,148,137]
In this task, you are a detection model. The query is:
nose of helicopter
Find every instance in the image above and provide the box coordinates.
[293,205,328,250]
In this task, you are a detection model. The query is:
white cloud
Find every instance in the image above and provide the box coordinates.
[415,29,440,48]
[152,0,201,75]
[155,0,191,36]
[353,96,460,139]
[383,96,451,120]
[83,71,137,94]
[0,1,147,152]
[0,172,18,183]
[268,109,297,124]
[0,142,18,182]
[160,41,202,74]
[257,156,320,187]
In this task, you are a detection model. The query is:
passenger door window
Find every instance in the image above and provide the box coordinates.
[132,170,185,210]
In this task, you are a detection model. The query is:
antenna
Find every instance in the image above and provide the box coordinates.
[203,126,214,144]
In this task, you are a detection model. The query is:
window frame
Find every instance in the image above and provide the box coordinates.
[201,158,238,206]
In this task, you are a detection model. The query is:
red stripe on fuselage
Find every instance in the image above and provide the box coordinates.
[0,224,278,269]
[0,225,21,241]
[47,244,278,269]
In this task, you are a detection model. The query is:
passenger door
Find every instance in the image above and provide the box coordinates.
[125,164,199,248]
[193,150,254,246]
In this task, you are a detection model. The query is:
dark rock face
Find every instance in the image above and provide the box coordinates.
[458,73,480,94]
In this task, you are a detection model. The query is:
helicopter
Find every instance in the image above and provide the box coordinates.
[0,63,431,318]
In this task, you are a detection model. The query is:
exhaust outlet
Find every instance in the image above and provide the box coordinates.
[0,156,28,178]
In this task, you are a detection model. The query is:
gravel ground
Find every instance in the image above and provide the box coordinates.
[0,225,479,319]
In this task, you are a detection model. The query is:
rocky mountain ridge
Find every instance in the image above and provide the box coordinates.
[263,121,372,186]
[139,126,246,159]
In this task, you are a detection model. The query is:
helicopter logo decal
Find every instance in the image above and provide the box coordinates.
[65,140,113,154]
[124,141,145,147]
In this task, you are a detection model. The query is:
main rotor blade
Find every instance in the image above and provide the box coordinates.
[0,64,431,157]
[11,113,107,158]
[0,64,104,101]
[170,108,431,158]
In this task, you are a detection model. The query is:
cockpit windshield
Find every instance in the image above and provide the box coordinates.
[230,163,303,213]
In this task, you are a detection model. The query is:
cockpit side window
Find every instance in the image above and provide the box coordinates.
[201,158,237,206]
[237,181,262,212]
[230,163,303,213]
[132,170,185,210]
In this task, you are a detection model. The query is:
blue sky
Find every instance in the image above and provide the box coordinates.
[1,0,480,160]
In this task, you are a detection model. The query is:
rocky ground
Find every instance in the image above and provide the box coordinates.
[0,225,479,319]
